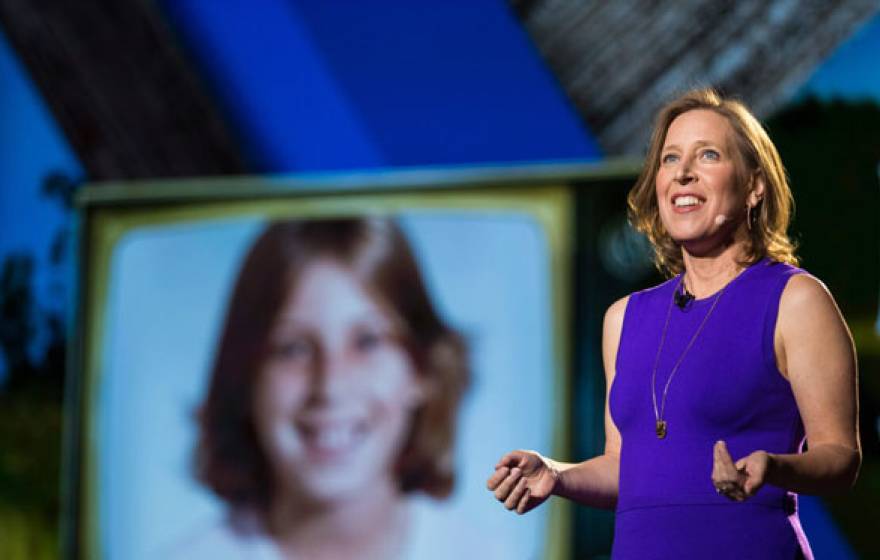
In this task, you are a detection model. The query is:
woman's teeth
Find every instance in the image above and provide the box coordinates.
[674,195,702,207]
[314,427,354,449]
[301,422,365,451]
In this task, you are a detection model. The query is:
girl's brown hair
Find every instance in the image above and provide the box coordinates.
[196,218,469,513]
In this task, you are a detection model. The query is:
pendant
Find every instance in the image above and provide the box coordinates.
[656,420,667,439]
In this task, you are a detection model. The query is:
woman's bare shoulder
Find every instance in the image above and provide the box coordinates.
[777,272,853,370]
[602,295,631,379]
[604,295,630,331]
[779,273,841,321]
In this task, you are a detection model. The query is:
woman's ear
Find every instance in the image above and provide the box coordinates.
[748,172,766,208]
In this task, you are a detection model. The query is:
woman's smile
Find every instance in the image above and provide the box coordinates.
[293,414,370,464]
[671,192,706,213]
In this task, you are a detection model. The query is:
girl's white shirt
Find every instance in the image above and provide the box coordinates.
[163,494,518,560]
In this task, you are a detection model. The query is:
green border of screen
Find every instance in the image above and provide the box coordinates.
[69,161,641,559]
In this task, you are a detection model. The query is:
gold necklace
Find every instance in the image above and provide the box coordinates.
[650,276,726,439]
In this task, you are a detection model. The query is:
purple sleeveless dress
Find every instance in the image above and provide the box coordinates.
[609,258,812,559]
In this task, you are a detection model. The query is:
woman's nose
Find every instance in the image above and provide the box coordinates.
[674,156,695,183]
[308,351,350,401]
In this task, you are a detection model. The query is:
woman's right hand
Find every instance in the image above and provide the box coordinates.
[486,450,559,514]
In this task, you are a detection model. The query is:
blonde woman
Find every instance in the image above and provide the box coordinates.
[488,89,860,559]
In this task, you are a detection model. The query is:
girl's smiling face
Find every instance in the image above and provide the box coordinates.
[252,259,425,505]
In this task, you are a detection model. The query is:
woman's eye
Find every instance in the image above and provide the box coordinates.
[661,153,679,164]
[701,149,720,161]
[354,330,384,352]
[269,338,312,361]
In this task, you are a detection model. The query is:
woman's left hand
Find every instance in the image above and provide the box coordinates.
[711,440,771,501]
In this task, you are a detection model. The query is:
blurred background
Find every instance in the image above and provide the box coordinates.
[1,0,878,558]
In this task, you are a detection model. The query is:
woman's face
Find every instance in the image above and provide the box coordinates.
[655,109,749,254]
[252,259,425,505]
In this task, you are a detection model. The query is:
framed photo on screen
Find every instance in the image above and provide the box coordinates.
[66,165,614,560]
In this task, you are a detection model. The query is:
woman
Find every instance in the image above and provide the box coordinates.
[177,218,469,559]
[487,89,861,558]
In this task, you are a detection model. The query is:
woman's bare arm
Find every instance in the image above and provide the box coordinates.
[543,296,628,509]
[768,274,861,493]
[487,296,627,512]
[713,274,861,499]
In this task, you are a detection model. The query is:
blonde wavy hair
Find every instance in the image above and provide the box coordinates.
[627,88,798,277]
